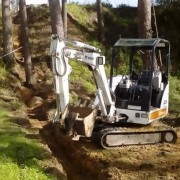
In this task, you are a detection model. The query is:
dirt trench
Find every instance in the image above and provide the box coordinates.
[25,98,107,179]
[40,122,107,180]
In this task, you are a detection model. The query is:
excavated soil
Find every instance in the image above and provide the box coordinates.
[39,120,180,180]
[15,60,180,180]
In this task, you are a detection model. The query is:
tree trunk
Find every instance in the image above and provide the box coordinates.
[2,0,15,68]
[48,0,64,38]
[97,0,104,42]
[62,0,67,38]
[138,0,154,69]
[138,0,152,38]
[19,0,33,85]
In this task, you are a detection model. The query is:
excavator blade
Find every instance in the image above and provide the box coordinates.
[99,129,177,149]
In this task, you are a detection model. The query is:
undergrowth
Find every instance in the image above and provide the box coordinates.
[169,76,180,112]
[69,60,95,93]
[0,60,8,88]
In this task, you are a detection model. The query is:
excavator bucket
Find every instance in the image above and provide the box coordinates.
[66,105,98,138]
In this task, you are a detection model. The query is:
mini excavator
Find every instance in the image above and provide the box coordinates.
[50,34,177,149]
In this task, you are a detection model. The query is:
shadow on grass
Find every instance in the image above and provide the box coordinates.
[0,115,50,167]
[0,140,49,165]
[0,114,67,179]
[8,116,31,128]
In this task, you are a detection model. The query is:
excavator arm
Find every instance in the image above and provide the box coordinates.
[50,34,116,126]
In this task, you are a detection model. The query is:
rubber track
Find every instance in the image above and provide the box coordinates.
[99,129,177,149]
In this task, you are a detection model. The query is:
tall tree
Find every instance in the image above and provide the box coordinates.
[97,0,104,42]
[62,0,67,38]
[138,0,153,69]
[138,0,152,38]
[48,0,64,38]
[2,0,15,68]
[19,0,33,85]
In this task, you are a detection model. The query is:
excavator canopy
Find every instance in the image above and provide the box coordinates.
[114,38,170,49]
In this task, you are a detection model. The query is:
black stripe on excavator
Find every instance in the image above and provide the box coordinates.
[100,130,177,149]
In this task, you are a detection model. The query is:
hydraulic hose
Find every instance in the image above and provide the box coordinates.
[55,47,67,77]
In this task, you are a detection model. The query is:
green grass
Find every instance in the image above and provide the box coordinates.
[0,161,52,180]
[0,60,8,87]
[69,60,96,93]
[0,110,55,180]
[67,4,89,26]
[169,76,180,112]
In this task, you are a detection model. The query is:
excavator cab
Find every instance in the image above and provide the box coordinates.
[110,38,170,124]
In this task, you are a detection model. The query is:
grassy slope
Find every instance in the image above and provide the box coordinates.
[0,118,54,180]
[169,76,180,112]
[0,97,56,179]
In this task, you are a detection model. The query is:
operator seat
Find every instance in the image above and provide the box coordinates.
[128,70,151,109]
[138,70,151,86]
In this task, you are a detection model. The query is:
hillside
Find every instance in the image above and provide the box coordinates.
[0,3,180,180]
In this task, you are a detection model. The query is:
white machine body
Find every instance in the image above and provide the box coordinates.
[50,35,170,126]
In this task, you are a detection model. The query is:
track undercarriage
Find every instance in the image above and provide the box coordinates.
[64,106,177,149]
[96,128,177,149]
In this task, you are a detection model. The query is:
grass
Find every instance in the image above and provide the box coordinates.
[0,110,55,180]
[169,76,180,112]
[0,60,8,87]
[69,60,96,93]
[67,3,89,27]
